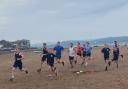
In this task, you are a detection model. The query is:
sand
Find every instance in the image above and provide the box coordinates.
[0,46,128,89]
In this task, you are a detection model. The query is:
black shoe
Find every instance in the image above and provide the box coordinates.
[10,77,14,81]
[37,68,41,73]
[105,67,108,71]
[81,62,84,66]
[25,70,28,74]
[62,62,65,66]
[120,55,124,59]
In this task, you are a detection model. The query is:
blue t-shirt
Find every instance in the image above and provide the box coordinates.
[54,45,64,56]
[102,48,110,56]
[86,45,92,53]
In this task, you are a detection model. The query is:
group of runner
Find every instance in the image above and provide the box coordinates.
[68,42,92,68]
[10,41,122,81]
[101,41,121,71]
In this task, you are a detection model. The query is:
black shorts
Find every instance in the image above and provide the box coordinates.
[56,55,61,59]
[113,54,119,61]
[86,53,91,57]
[13,60,22,70]
[69,56,74,60]
[104,55,109,60]
[77,53,82,56]
[83,53,86,57]
[47,62,54,67]
[42,55,47,61]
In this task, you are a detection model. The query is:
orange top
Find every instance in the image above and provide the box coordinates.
[76,45,82,54]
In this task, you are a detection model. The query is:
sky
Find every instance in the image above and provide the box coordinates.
[0,0,128,43]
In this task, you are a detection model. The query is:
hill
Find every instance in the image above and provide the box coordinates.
[31,36,128,48]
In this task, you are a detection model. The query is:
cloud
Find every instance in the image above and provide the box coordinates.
[0,16,10,24]
[63,0,128,19]
[0,0,128,42]
[0,0,29,7]
[0,0,31,27]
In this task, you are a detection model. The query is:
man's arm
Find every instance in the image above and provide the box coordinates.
[19,52,24,59]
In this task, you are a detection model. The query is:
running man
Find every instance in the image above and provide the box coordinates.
[68,43,76,68]
[75,42,82,63]
[112,46,120,68]
[54,42,64,66]
[81,44,88,67]
[10,48,28,81]
[37,43,48,73]
[101,44,111,71]
[85,42,92,60]
[109,41,120,68]
[46,49,57,78]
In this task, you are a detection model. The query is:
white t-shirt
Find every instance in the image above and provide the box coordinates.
[69,47,76,57]
[112,43,119,48]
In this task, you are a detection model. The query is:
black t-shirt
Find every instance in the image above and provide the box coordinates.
[46,53,56,63]
[102,48,110,56]
[42,47,48,54]
[15,52,22,61]
[113,48,120,55]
